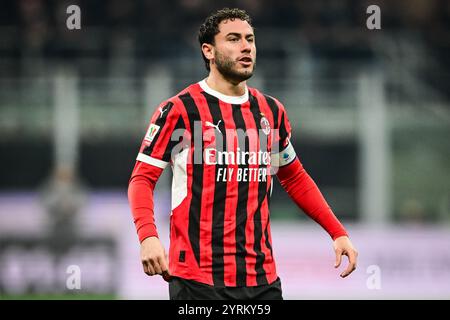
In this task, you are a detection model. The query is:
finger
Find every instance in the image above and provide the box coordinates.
[152,259,163,275]
[340,251,357,277]
[146,262,156,276]
[142,261,150,276]
[340,263,356,278]
[162,270,173,282]
[335,249,343,268]
[159,254,169,273]
[159,253,172,282]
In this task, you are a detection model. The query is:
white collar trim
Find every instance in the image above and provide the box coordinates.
[199,79,249,104]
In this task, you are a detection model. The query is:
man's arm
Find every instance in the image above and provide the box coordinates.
[128,161,171,279]
[269,95,357,278]
[128,100,185,280]
[276,156,358,278]
[128,161,162,242]
[276,158,348,240]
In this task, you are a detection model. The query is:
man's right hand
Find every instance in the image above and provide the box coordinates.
[140,236,171,280]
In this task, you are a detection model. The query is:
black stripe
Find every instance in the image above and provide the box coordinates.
[202,92,226,287]
[262,95,276,271]
[178,93,202,267]
[264,95,280,153]
[278,112,288,146]
[249,93,268,286]
[231,103,249,287]
[161,116,185,162]
[267,181,272,208]
[264,95,279,131]
[264,218,274,259]
[262,96,279,264]
[266,180,273,260]
[143,102,174,156]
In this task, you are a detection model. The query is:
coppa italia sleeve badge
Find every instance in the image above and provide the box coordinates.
[144,123,160,142]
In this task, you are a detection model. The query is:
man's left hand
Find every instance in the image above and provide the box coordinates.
[333,236,358,278]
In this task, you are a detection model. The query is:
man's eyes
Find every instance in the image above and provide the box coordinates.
[228,37,254,42]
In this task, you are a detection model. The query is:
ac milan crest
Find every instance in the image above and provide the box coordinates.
[260,116,270,135]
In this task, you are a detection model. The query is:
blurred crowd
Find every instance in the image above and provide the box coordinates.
[1,0,449,84]
[0,0,448,100]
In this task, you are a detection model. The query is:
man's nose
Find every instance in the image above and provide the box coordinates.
[241,39,252,52]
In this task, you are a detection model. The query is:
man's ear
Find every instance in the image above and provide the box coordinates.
[202,43,214,63]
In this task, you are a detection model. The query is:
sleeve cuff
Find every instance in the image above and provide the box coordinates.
[137,223,159,243]
[331,231,349,241]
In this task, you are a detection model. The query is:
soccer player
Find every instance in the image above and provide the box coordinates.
[128,8,358,300]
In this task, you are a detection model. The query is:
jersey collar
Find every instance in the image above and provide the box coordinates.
[198,79,249,104]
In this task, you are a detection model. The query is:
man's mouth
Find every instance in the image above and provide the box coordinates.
[238,56,253,66]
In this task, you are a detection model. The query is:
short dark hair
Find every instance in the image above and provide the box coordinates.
[198,8,253,71]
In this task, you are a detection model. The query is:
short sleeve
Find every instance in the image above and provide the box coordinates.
[136,101,185,169]
[270,100,297,168]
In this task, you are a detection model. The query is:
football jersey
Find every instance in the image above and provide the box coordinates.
[134,79,297,287]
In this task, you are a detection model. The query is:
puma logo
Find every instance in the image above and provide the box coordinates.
[158,105,168,118]
[205,120,222,134]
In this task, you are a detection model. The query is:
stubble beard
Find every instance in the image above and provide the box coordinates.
[214,51,256,85]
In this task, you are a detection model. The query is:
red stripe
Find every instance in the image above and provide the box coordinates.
[190,91,215,284]
[250,89,276,283]
[251,89,276,281]
[217,100,239,286]
[263,219,278,284]
[251,88,275,155]
[260,191,276,280]
[150,105,177,159]
[169,97,204,282]
[239,100,259,286]
[273,98,287,145]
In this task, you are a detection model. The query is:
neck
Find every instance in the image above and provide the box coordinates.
[206,68,247,96]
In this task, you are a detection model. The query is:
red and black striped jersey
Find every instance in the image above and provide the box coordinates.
[133,79,298,287]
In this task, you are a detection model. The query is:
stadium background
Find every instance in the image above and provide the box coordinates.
[0,0,449,299]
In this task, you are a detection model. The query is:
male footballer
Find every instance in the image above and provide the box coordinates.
[128,8,358,300]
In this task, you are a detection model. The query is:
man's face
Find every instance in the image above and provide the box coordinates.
[211,19,256,83]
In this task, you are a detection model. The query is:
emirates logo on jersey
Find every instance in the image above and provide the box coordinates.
[204,148,271,182]
[204,148,271,166]
[260,116,270,135]
[170,121,285,182]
